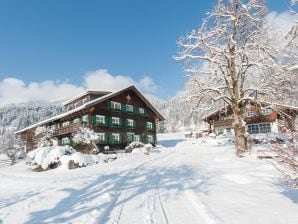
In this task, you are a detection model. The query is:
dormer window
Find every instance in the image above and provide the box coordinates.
[82,98,87,105]
[74,102,79,108]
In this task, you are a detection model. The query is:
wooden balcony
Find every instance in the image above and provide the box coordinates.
[52,123,82,136]
[214,119,233,127]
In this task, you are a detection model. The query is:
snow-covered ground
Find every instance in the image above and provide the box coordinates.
[0,134,298,224]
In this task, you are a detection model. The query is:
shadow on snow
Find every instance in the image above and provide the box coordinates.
[24,161,207,223]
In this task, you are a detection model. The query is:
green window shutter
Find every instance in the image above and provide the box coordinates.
[105,116,109,126]
[133,120,136,128]
[119,118,122,127]
[107,101,111,109]
[122,103,126,112]
[153,122,155,130]
[144,108,147,115]
[119,134,122,143]
[125,119,128,127]
[92,115,96,124]
[134,106,138,114]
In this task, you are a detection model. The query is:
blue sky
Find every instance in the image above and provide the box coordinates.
[0,0,294,104]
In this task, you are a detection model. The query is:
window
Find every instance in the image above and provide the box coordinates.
[98,133,105,142]
[139,107,145,114]
[111,133,120,142]
[146,122,153,130]
[73,118,80,124]
[50,125,56,130]
[260,108,272,115]
[126,104,134,112]
[82,115,89,123]
[134,135,140,142]
[259,123,271,133]
[246,111,255,117]
[111,101,121,110]
[147,135,154,143]
[112,117,120,126]
[61,137,70,145]
[96,115,105,125]
[247,123,271,134]
[82,98,87,105]
[127,119,135,127]
[62,121,70,127]
[247,124,259,134]
[218,115,224,120]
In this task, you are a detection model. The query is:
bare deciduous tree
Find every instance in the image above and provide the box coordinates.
[176,0,292,156]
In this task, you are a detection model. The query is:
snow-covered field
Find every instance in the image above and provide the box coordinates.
[0,134,298,224]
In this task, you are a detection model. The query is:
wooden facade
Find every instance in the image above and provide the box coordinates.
[16,86,165,152]
[204,103,298,135]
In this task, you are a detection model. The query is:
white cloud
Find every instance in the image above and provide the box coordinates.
[83,69,160,94]
[265,11,296,36]
[83,69,135,91]
[0,69,160,107]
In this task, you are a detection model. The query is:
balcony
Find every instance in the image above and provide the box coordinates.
[214,119,233,127]
[52,123,82,136]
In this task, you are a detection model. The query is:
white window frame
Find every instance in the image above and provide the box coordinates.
[126,104,134,112]
[82,115,89,123]
[96,115,105,124]
[246,111,255,117]
[111,101,121,110]
[134,135,140,142]
[62,121,70,127]
[147,122,153,129]
[112,133,120,142]
[98,133,105,142]
[127,119,134,127]
[139,107,145,114]
[73,118,80,124]
[247,123,271,134]
[61,137,70,145]
[260,108,272,115]
[112,117,120,126]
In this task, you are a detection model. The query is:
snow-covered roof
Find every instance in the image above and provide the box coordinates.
[202,101,298,121]
[15,85,165,134]
[62,90,111,106]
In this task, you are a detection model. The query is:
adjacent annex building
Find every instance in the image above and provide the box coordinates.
[15,85,165,152]
[203,102,298,136]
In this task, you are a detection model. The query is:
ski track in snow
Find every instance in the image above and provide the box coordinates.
[1,135,298,224]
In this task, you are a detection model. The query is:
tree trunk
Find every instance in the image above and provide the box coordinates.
[233,113,248,157]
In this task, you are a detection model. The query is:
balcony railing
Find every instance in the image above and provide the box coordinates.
[214,119,233,127]
[52,123,82,136]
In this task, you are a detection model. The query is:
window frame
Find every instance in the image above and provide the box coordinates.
[139,107,145,114]
[111,133,120,142]
[127,119,134,127]
[126,104,134,113]
[112,117,120,126]
[96,115,105,125]
[111,101,121,110]
[246,111,255,117]
[260,108,272,115]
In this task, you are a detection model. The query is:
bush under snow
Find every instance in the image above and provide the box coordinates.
[26,145,129,171]
[26,145,76,170]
